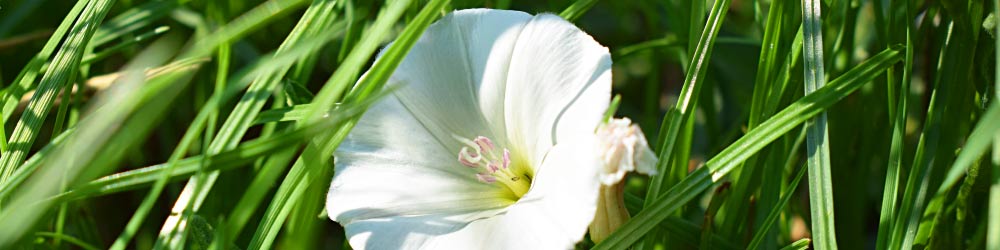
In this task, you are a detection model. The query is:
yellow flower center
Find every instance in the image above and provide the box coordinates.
[456,136,532,199]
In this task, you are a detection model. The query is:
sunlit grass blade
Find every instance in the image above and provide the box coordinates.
[621,194,737,249]
[559,0,599,22]
[800,0,838,248]
[0,31,186,247]
[111,20,346,249]
[889,16,976,248]
[780,238,812,250]
[152,0,328,247]
[0,0,88,130]
[253,104,314,124]
[643,0,730,222]
[935,102,1000,195]
[245,0,448,249]
[0,0,117,184]
[56,104,367,202]
[875,0,915,248]
[594,47,902,249]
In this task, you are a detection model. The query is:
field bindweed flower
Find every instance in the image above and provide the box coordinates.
[589,118,657,243]
[326,9,653,249]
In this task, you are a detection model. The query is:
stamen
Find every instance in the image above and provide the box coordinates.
[502,149,511,169]
[474,136,495,151]
[455,135,531,198]
[458,147,481,167]
[476,173,497,183]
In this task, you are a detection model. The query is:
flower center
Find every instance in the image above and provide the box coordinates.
[456,136,531,198]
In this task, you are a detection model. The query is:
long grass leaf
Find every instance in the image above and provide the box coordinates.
[801,0,839,248]
[593,47,902,249]
[245,0,447,249]
[643,0,731,219]
[0,0,90,126]
[0,0,117,184]
[875,0,915,248]
[989,3,1000,249]
[748,128,808,250]
[559,0,599,22]
[0,28,185,247]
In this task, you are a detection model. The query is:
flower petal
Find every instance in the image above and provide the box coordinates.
[420,139,603,249]
[502,13,612,169]
[328,96,512,224]
[382,9,531,151]
[342,209,503,249]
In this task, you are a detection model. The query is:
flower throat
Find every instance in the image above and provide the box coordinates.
[456,136,531,198]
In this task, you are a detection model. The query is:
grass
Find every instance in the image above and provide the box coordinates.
[0,0,996,249]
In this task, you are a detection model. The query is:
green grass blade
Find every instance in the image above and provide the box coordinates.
[57,112,363,201]
[936,102,1000,196]
[559,0,599,22]
[0,30,186,247]
[34,232,101,250]
[890,18,973,249]
[0,0,88,129]
[245,0,447,249]
[801,0,839,248]
[83,26,171,65]
[989,3,1000,249]
[0,0,117,184]
[990,134,1000,250]
[593,47,902,249]
[91,0,185,47]
[643,0,731,217]
[779,238,812,250]
[253,104,314,124]
[152,0,330,247]
[876,0,915,248]
[748,129,808,250]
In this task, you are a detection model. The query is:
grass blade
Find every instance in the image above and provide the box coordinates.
[559,0,599,22]
[643,0,731,221]
[991,134,1000,250]
[876,0,915,248]
[748,128,808,250]
[0,0,117,184]
[152,0,327,247]
[801,0,838,248]
[780,238,812,250]
[594,47,902,249]
[0,0,89,125]
[244,0,448,249]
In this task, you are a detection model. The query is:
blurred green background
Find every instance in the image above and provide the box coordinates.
[0,0,996,249]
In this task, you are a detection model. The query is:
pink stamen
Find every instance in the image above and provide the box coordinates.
[474,136,495,151]
[502,149,511,169]
[487,162,500,173]
[476,173,497,183]
[458,147,480,167]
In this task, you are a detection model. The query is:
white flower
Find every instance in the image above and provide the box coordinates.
[596,117,658,185]
[326,9,613,249]
[589,118,658,243]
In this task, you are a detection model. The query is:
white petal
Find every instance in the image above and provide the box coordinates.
[596,118,659,185]
[343,209,502,250]
[502,14,612,169]
[422,139,603,249]
[382,9,531,151]
[328,96,511,224]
